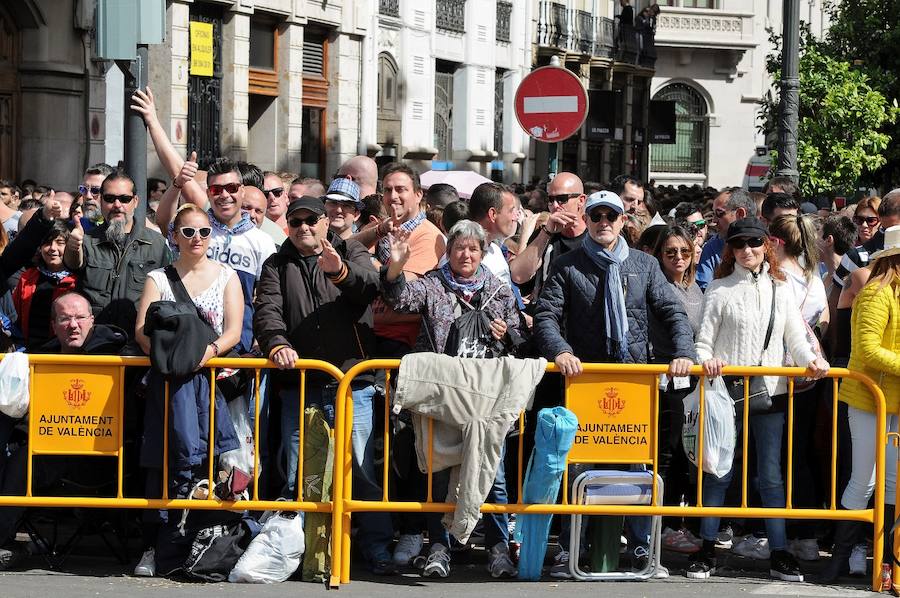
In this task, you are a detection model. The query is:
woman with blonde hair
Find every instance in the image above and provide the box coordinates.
[825,225,900,588]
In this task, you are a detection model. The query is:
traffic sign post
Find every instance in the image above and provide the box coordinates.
[514,63,588,179]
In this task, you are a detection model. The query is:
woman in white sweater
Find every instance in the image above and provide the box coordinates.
[688,217,829,582]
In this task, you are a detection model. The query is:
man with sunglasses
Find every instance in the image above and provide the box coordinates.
[253,195,394,575]
[202,158,276,354]
[263,171,289,231]
[61,170,170,336]
[510,172,587,298]
[79,163,114,225]
[696,187,756,290]
[534,190,695,577]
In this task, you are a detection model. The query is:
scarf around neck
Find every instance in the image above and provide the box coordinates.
[38,265,71,283]
[376,211,426,264]
[582,234,630,361]
[209,209,255,235]
[438,262,487,297]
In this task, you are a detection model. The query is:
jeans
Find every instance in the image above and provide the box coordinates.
[280,382,393,560]
[426,452,509,548]
[842,406,899,510]
[698,411,787,552]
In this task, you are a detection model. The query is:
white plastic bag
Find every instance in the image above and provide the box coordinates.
[0,353,29,419]
[220,394,258,479]
[228,509,304,583]
[682,376,735,479]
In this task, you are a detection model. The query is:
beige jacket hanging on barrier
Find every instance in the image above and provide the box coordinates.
[393,353,547,543]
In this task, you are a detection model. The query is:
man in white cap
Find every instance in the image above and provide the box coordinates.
[533,189,696,578]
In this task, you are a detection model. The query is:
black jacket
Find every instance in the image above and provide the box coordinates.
[143,301,215,377]
[534,246,696,364]
[253,232,379,386]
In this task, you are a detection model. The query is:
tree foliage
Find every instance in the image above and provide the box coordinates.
[760,28,897,196]
[822,0,900,188]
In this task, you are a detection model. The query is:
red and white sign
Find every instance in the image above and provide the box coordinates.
[514,66,589,143]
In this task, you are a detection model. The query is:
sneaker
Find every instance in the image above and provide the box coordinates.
[550,550,571,579]
[663,527,701,554]
[631,550,669,578]
[369,549,397,576]
[686,550,717,579]
[133,548,155,577]
[770,549,804,582]
[789,538,820,561]
[487,542,517,578]
[716,524,734,549]
[422,543,450,578]
[881,563,892,592]
[0,545,25,571]
[848,543,867,576]
[732,534,770,560]
[393,533,424,566]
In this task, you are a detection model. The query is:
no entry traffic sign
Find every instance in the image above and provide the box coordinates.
[514,66,589,143]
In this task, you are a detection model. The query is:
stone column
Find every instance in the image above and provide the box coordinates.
[220,8,250,160]
[277,19,305,172]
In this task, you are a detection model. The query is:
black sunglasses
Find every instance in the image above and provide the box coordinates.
[78,184,102,196]
[549,193,581,205]
[728,237,765,250]
[589,210,621,223]
[101,193,135,204]
[288,214,323,228]
[264,187,284,197]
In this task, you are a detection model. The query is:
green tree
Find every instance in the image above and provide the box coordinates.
[761,29,897,197]
[823,0,900,188]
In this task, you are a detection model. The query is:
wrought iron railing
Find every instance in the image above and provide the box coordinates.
[595,16,615,59]
[576,10,594,54]
[550,2,568,48]
[496,1,512,43]
[436,0,466,34]
[379,0,399,17]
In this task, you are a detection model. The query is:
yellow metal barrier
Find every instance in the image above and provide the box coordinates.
[0,355,344,514]
[331,361,889,590]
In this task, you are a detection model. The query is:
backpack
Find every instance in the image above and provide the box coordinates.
[428,281,506,359]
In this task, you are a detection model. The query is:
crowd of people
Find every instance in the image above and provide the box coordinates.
[0,85,897,588]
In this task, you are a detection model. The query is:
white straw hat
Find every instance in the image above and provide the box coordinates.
[869,225,900,261]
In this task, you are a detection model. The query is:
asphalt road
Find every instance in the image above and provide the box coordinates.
[0,549,881,598]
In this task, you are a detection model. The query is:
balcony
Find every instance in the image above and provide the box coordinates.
[379,0,399,18]
[496,1,512,43]
[574,10,593,54]
[594,16,615,59]
[654,6,756,50]
[436,0,466,34]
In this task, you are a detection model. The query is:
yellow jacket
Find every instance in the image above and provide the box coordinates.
[839,280,900,414]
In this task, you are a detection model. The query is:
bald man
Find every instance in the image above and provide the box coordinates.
[337,155,379,198]
[242,186,267,228]
[510,172,587,296]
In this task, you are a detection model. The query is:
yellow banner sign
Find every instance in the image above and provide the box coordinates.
[566,373,655,463]
[31,364,120,455]
[190,21,214,77]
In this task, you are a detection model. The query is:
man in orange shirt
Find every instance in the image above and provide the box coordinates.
[370,163,445,566]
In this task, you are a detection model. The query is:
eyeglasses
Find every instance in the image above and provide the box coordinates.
[101,193,135,204]
[853,215,880,227]
[288,215,323,228]
[179,226,212,239]
[208,182,242,196]
[264,187,284,198]
[78,184,101,196]
[589,210,621,223]
[728,237,766,250]
[55,314,92,325]
[549,193,581,205]
[714,208,732,219]
[664,247,694,259]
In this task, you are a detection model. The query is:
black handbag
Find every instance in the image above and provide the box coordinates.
[164,265,250,401]
[723,274,776,414]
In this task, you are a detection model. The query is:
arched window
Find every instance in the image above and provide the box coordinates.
[377,52,399,118]
[650,83,707,174]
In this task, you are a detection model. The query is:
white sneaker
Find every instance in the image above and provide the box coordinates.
[422,543,450,578]
[732,534,770,560]
[393,533,424,566]
[849,543,868,576]
[134,548,155,577]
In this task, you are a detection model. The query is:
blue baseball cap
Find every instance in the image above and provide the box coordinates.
[325,177,361,208]
[584,190,624,216]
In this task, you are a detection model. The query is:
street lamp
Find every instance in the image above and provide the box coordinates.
[775,0,800,183]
